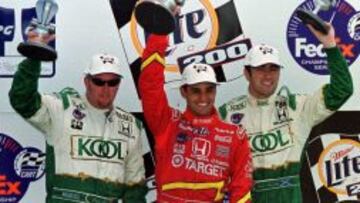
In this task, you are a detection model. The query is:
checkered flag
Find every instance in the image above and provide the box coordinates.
[21,151,45,169]
[109,0,245,96]
[301,112,360,203]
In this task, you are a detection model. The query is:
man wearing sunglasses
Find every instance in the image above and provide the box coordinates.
[138,34,252,202]
[9,32,148,202]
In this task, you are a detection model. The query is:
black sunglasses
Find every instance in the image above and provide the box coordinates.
[90,76,121,87]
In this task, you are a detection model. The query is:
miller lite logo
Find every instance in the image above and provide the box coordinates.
[129,0,219,72]
[110,0,245,97]
[317,139,360,197]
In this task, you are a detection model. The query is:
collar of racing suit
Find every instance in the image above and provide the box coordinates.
[182,107,220,125]
[82,95,114,117]
[247,91,278,107]
[246,86,296,110]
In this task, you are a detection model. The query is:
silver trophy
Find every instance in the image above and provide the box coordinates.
[296,0,337,34]
[17,0,58,61]
[135,0,185,34]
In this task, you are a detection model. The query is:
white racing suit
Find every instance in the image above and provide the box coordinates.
[9,59,147,203]
[218,47,353,203]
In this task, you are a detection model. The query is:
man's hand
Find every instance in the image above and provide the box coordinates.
[27,28,55,45]
[307,22,336,48]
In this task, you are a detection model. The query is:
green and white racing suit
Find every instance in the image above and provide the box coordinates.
[9,59,147,203]
[218,47,353,203]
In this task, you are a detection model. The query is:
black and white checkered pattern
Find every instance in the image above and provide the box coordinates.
[109,0,245,97]
[304,133,360,202]
[300,112,360,203]
[21,151,45,168]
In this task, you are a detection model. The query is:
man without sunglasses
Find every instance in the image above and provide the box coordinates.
[9,31,147,202]
[139,34,253,202]
[218,23,353,203]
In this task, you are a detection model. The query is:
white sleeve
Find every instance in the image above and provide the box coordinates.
[27,94,63,140]
[298,87,334,128]
[124,121,146,184]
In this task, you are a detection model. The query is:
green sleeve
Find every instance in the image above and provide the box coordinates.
[8,59,42,118]
[323,47,353,110]
[123,183,148,203]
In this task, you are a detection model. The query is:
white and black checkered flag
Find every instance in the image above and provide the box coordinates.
[301,112,360,203]
[109,0,245,97]
[21,151,45,168]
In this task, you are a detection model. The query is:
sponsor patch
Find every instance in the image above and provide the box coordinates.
[72,107,86,120]
[228,102,246,111]
[274,96,292,125]
[71,135,127,164]
[176,132,190,144]
[70,119,83,130]
[171,154,185,168]
[215,145,230,158]
[171,155,226,177]
[178,122,209,136]
[215,127,235,135]
[214,134,232,144]
[250,128,294,156]
[115,111,134,122]
[173,143,185,154]
[230,113,243,124]
[191,138,211,160]
[118,120,133,136]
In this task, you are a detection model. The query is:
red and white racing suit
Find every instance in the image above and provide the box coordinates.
[139,34,253,203]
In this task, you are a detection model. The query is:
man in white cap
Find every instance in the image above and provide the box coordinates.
[138,34,253,202]
[9,32,147,202]
[218,23,353,202]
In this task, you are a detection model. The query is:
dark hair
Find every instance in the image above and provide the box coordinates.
[244,66,252,76]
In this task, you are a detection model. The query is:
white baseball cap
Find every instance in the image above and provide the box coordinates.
[181,63,218,86]
[244,44,282,68]
[84,53,123,77]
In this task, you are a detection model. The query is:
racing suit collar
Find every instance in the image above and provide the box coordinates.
[82,95,114,117]
[247,91,277,107]
[183,107,219,125]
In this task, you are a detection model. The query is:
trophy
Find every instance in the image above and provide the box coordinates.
[135,0,185,34]
[17,0,58,61]
[296,0,336,35]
